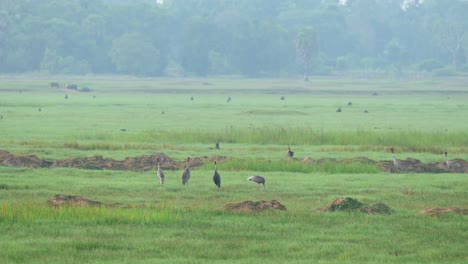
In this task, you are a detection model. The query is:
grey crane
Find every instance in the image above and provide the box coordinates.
[390,147,403,170]
[213,161,221,189]
[444,151,460,169]
[156,157,165,185]
[248,175,265,190]
[182,157,191,186]
[287,145,294,158]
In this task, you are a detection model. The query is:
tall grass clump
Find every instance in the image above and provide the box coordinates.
[140,128,468,148]
[0,202,178,225]
[200,158,379,174]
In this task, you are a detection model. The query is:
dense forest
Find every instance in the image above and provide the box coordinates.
[0,0,467,78]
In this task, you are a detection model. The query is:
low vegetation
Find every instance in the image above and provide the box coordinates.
[0,77,467,263]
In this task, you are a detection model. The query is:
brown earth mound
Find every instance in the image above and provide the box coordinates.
[1,149,466,173]
[225,200,286,213]
[376,158,468,173]
[418,207,468,216]
[48,194,131,208]
[0,150,227,171]
[50,153,178,170]
[0,150,52,168]
[48,194,103,207]
[316,197,392,215]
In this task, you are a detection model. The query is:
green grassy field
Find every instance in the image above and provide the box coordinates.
[1,76,467,263]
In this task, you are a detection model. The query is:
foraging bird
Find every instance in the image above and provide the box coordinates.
[390,147,403,170]
[287,145,294,158]
[182,157,191,186]
[248,175,265,190]
[348,101,352,106]
[213,161,221,189]
[336,107,342,112]
[280,96,285,100]
[227,96,231,103]
[215,142,220,150]
[156,157,165,185]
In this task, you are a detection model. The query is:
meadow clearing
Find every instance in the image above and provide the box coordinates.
[0,75,467,263]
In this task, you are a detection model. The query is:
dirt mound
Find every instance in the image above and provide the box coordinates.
[1,149,466,173]
[48,194,131,208]
[418,207,468,216]
[50,153,179,171]
[0,150,51,168]
[302,157,315,163]
[48,194,103,207]
[431,159,468,173]
[316,197,392,215]
[375,158,466,173]
[341,157,376,164]
[225,200,286,213]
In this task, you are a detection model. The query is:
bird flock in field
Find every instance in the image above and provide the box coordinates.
[156,155,266,190]
[155,145,456,189]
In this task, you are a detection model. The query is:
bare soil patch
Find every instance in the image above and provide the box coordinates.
[0,150,227,171]
[316,197,393,215]
[0,150,51,168]
[225,200,286,213]
[48,194,135,208]
[0,149,466,173]
[418,207,468,216]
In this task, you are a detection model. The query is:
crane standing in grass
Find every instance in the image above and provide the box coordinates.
[248,175,266,190]
[444,151,450,168]
[444,151,460,169]
[182,157,191,186]
[390,147,403,170]
[287,145,294,158]
[213,161,221,189]
[156,157,165,185]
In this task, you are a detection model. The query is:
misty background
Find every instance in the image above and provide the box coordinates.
[0,0,467,78]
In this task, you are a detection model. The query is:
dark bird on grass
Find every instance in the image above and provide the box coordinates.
[227,96,231,103]
[280,96,285,100]
[65,94,68,99]
[336,107,342,112]
[248,175,265,190]
[347,101,352,106]
[390,147,403,170]
[215,142,220,150]
[213,161,221,189]
[190,96,194,101]
[182,157,191,186]
[38,108,41,112]
[364,110,369,113]
[157,157,165,185]
[287,145,294,158]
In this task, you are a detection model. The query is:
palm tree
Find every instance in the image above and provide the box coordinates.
[295,26,319,81]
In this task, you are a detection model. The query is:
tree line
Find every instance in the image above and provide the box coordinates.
[0,0,467,78]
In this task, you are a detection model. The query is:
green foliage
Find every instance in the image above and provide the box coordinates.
[110,33,165,76]
[295,26,319,79]
[40,48,91,74]
[2,0,468,76]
